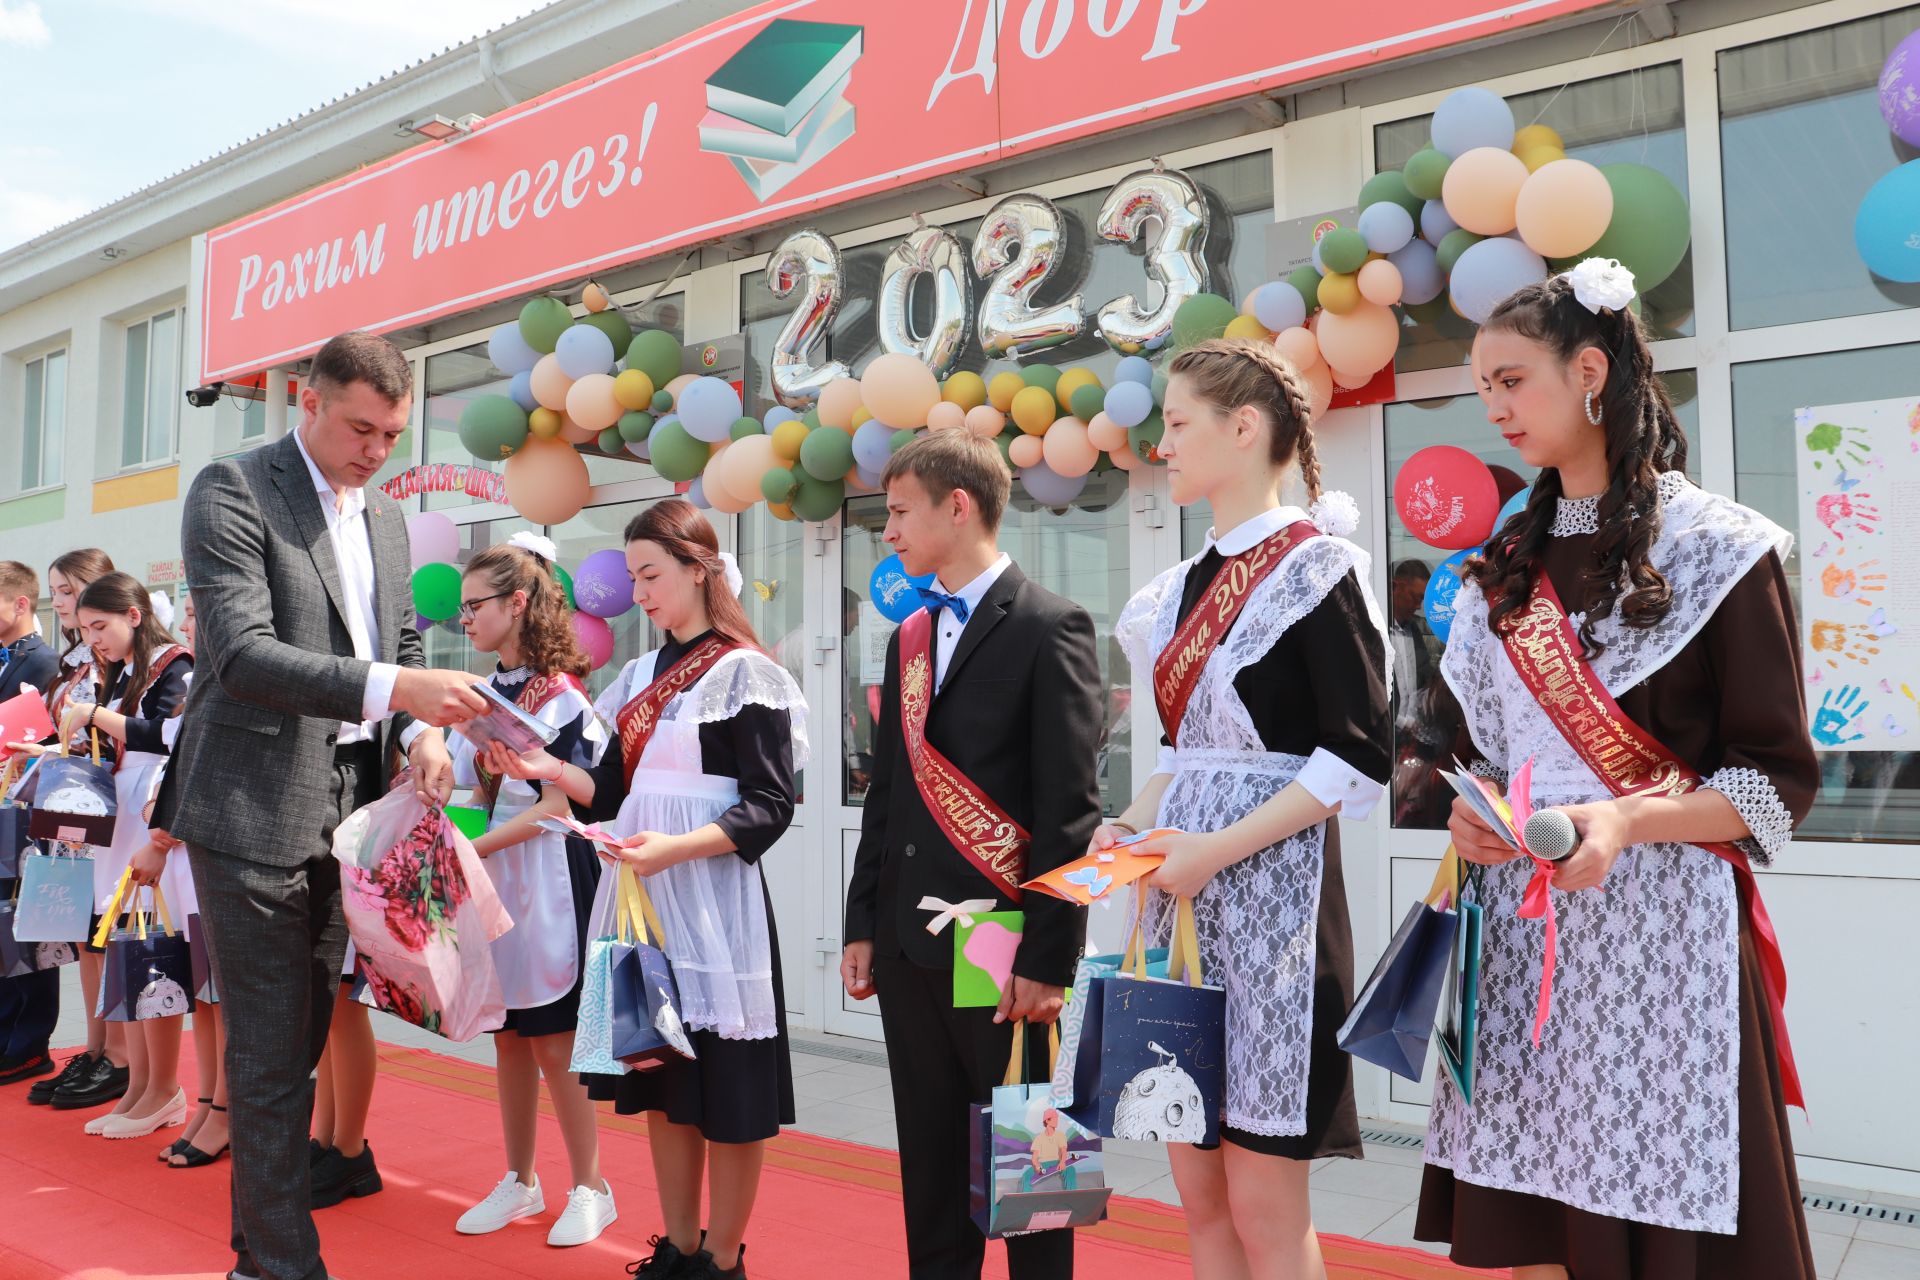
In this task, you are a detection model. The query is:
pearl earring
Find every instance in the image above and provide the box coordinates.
[1584,390,1603,425]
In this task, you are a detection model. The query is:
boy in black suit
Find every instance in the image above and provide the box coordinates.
[843,431,1102,1279]
[0,561,62,1086]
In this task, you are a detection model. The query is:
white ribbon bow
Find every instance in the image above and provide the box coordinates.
[918,895,999,935]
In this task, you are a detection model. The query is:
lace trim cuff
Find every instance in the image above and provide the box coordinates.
[1467,758,1510,789]
[1297,747,1385,821]
[1704,766,1793,865]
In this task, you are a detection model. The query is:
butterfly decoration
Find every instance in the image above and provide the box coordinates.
[1882,714,1908,739]
[753,580,779,602]
[1867,606,1898,638]
[1062,867,1115,898]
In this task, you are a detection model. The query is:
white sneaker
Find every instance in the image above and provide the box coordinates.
[455,1172,545,1235]
[546,1181,617,1247]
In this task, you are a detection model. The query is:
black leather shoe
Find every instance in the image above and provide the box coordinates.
[627,1232,704,1279]
[50,1055,129,1110]
[28,1050,96,1104]
[0,1050,55,1085]
[311,1141,383,1208]
[681,1244,747,1280]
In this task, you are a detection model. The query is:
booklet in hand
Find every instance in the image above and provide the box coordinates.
[463,683,561,757]
[1023,828,1180,904]
[1436,760,1521,851]
[535,814,643,850]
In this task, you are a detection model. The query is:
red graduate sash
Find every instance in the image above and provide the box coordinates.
[1499,574,1805,1109]
[898,608,1028,901]
[477,672,588,809]
[1152,521,1320,747]
[616,638,737,790]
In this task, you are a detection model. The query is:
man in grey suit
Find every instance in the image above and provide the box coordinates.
[153,331,488,1280]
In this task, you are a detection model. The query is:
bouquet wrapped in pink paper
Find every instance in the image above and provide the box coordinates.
[332,786,513,1041]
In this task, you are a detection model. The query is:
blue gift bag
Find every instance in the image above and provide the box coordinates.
[608,866,695,1067]
[12,847,93,943]
[1337,848,1463,1083]
[1049,925,1169,1106]
[970,1023,1113,1239]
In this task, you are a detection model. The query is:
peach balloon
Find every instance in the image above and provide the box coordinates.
[1008,434,1045,469]
[1357,259,1404,307]
[582,282,612,312]
[1085,411,1127,451]
[1109,442,1140,470]
[1274,326,1322,372]
[861,352,941,429]
[926,400,968,433]
[719,434,779,505]
[558,414,599,445]
[1329,365,1374,392]
[964,405,1006,438]
[1042,418,1098,478]
[530,354,573,411]
[1514,158,1614,259]
[503,438,590,525]
[565,373,623,432]
[818,377,866,431]
[1314,301,1401,377]
[1303,363,1334,421]
[1441,146,1530,236]
[701,450,752,514]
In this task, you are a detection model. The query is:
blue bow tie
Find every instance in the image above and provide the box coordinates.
[918,589,971,623]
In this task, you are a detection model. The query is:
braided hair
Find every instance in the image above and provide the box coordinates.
[1167,338,1323,500]
[1464,274,1689,657]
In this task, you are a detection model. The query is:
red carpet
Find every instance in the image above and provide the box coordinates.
[0,1040,1504,1279]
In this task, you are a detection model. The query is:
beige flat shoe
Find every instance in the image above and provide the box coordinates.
[100,1089,188,1139]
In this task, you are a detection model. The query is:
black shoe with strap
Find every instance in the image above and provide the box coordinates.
[160,1097,214,1161]
[27,1050,96,1104]
[169,1104,229,1168]
[627,1232,706,1279]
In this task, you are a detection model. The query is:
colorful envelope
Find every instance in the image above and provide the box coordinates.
[1022,829,1178,905]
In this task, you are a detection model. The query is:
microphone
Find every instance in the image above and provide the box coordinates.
[1522,808,1579,862]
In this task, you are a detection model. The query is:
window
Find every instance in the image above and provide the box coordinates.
[1732,343,1920,843]
[20,349,65,490]
[1720,7,1920,329]
[1375,63,1693,373]
[1382,373,1699,829]
[122,309,180,468]
[840,469,1134,812]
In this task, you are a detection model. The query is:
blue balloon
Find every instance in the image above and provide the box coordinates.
[1252,281,1307,333]
[554,323,617,380]
[678,377,743,443]
[1104,380,1153,429]
[508,369,538,412]
[1113,355,1154,386]
[764,405,800,430]
[869,554,935,624]
[1423,547,1480,643]
[686,476,711,509]
[1019,463,1090,508]
[1358,201,1416,254]
[1496,484,1532,531]
[1450,236,1547,324]
[1855,160,1920,284]
[487,322,540,376]
[1389,239,1445,305]
[851,419,894,473]
[1421,198,1459,246]
[1430,86,1515,159]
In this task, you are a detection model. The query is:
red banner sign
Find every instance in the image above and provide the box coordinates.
[200,0,1614,382]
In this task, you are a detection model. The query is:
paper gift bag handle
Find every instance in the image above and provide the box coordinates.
[1123,884,1151,980]
[614,863,670,950]
[92,867,138,949]
[1166,897,1206,988]
[1000,1020,1065,1088]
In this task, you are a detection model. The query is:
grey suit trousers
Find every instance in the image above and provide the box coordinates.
[188,747,380,1280]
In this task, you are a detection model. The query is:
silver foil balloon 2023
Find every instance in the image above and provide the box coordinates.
[972,194,1085,359]
[876,223,973,380]
[765,228,850,407]
[1094,167,1210,355]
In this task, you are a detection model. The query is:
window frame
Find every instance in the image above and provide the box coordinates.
[121,306,182,472]
[19,346,67,493]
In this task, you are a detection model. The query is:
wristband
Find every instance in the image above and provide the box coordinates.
[1108,819,1138,836]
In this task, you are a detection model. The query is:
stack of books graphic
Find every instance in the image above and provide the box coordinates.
[701,19,863,201]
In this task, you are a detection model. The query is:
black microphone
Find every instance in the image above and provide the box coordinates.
[1522,808,1578,861]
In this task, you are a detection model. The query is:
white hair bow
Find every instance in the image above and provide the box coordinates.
[717,551,744,598]
[508,531,559,562]
[148,591,176,632]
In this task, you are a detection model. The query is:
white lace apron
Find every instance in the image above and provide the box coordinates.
[1116,534,1388,1137]
[587,648,810,1041]
[450,676,607,1010]
[1425,473,1796,1234]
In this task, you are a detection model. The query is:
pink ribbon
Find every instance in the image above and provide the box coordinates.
[1505,757,1557,1047]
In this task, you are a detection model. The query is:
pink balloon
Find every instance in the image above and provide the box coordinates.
[1314,302,1400,380]
[564,373,623,432]
[964,404,1006,439]
[529,354,573,411]
[1274,326,1322,374]
[1085,411,1127,451]
[926,400,968,433]
[571,612,614,671]
[1008,434,1044,469]
[1395,445,1499,550]
[1109,442,1141,470]
[406,512,460,569]
[1514,158,1614,259]
[1356,258,1404,307]
[1441,147,1530,236]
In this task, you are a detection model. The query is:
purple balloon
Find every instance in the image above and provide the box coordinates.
[1449,236,1548,325]
[1389,239,1446,306]
[1019,463,1089,507]
[572,548,634,619]
[1880,30,1920,148]
[1421,198,1459,246]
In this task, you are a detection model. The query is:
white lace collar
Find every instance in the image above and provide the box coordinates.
[1550,470,1689,537]
[1204,505,1310,556]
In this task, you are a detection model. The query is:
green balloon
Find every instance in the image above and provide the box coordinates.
[1022,364,1061,395]
[597,426,624,454]
[554,565,575,607]
[1093,449,1114,473]
[802,407,822,430]
[1358,169,1423,219]
[457,394,529,461]
[729,416,763,441]
[1286,265,1321,312]
[1582,163,1691,291]
[581,309,632,355]
[617,410,654,443]
[991,431,1014,466]
[890,428,918,452]
[625,329,683,389]
[1402,297,1449,326]
[648,419,710,483]
[1170,293,1239,348]
[518,297,572,354]
[1319,227,1369,275]
[1128,408,1166,464]
[761,466,800,505]
[1403,148,1451,201]
[790,473,845,523]
[1068,384,1105,422]
[650,389,676,413]
[411,563,462,621]
[1436,228,1484,276]
[799,423,855,482]
[1150,373,1168,406]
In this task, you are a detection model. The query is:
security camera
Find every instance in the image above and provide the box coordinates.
[185,384,224,409]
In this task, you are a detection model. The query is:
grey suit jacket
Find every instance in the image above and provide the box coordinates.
[153,432,424,864]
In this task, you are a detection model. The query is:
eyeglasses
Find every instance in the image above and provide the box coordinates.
[457,592,511,620]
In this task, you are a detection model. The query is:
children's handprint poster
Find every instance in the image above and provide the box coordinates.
[1795,396,1920,751]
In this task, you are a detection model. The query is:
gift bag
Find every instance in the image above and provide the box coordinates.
[0,884,78,976]
[1065,896,1225,1145]
[953,909,1024,1009]
[186,912,219,1005]
[1050,893,1170,1107]
[607,865,696,1067]
[11,846,93,942]
[970,1022,1114,1239]
[333,786,512,1042]
[92,873,195,1022]
[1337,847,1463,1082]
[572,865,632,1076]
[0,758,31,879]
[28,732,117,847]
[1437,891,1483,1104]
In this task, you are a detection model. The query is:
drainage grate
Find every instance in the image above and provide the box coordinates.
[791,1037,889,1069]
[1358,1126,1425,1150]
[1803,1195,1920,1226]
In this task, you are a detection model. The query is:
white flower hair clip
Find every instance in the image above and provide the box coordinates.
[1308,491,1360,539]
[508,531,559,563]
[717,551,745,598]
[1563,257,1636,315]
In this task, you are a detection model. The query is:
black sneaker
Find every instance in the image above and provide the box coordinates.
[0,1050,55,1086]
[50,1055,129,1110]
[28,1050,96,1104]
[627,1233,704,1279]
[311,1141,383,1208]
[681,1244,747,1280]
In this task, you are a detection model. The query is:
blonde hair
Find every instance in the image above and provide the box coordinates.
[1167,338,1322,501]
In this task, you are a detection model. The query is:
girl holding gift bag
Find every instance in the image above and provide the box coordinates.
[484,499,807,1280]
[1414,263,1820,1278]
[444,533,615,1248]
[1104,339,1392,1280]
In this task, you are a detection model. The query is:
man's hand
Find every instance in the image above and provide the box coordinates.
[840,940,875,1001]
[995,976,1066,1026]
[392,668,488,728]
[409,731,456,806]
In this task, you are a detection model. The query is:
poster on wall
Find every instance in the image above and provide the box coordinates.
[1793,395,1920,751]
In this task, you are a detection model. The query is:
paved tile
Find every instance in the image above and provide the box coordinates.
[1364,1204,1448,1257]
[1835,1239,1920,1280]
[792,1098,893,1141]
[1309,1155,1424,1204]
[1853,1214,1920,1250]
[1132,1173,1182,1207]
[1811,1228,1851,1280]
[1308,1189,1405,1239]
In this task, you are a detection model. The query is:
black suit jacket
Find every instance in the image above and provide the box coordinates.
[0,635,58,705]
[845,563,1101,987]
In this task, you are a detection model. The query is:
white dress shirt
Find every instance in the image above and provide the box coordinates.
[292,428,401,746]
[931,552,1012,695]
